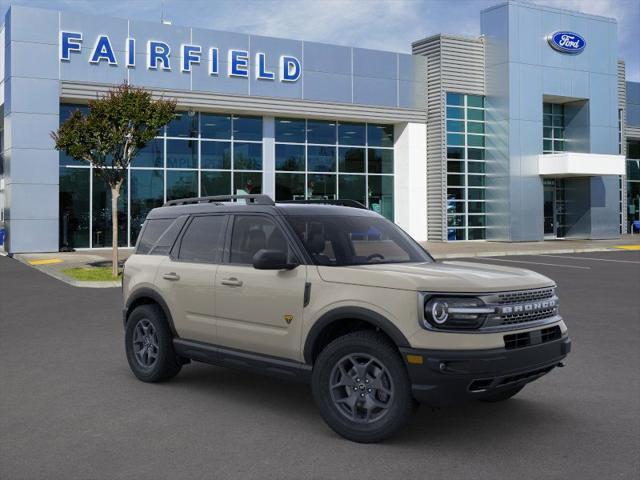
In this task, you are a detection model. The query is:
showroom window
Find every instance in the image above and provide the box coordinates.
[58,104,263,248]
[543,103,565,154]
[445,92,486,241]
[274,118,395,221]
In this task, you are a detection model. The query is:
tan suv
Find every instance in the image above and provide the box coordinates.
[123,194,571,443]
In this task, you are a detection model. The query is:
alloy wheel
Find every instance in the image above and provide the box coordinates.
[329,353,395,423]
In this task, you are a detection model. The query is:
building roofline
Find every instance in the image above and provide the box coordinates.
[412,33,483,48]
[6,4,412,56]
[481,1,616,24]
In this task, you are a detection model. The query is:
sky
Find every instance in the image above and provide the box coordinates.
[1,0,638,80]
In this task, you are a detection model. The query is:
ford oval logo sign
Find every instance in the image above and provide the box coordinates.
[547,31,586,54]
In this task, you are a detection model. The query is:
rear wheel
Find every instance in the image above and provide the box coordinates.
[312,331,416,443]
[125,304,182,382]
[478,385,524,402]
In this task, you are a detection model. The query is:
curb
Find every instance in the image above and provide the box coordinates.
[432,246,620,259]
[11,255,121,289]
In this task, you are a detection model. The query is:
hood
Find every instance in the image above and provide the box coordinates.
[317,260,554,293]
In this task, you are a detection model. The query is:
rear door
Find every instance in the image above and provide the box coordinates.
[215,214,307,361]
[156,214,228,344]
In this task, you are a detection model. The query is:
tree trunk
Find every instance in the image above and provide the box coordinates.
[111,184,121,279]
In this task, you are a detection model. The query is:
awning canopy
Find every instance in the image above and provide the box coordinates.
[538,152,626,177]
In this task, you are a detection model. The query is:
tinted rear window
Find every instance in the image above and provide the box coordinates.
[178,215,227,263]
[136,216,187,255]
[150,217,188,255]
[136,219,174,254]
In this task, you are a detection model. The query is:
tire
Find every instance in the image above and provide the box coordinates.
[478,385,524,402]
[125,304,182,383]
[312,330,416,443]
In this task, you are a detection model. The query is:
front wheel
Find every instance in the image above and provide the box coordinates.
[125,304,182,382]
[312,331,416,443]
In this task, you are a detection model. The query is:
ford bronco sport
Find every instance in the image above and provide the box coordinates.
[123,194,571,443]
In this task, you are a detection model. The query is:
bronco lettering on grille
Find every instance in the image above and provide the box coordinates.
[498,298,556,315]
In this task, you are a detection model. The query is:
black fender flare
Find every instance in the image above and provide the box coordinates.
[124,287,179,338]
[303,306,410,364]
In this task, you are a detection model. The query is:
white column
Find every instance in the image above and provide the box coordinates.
[262,116,276,200]
[393,122,427,241]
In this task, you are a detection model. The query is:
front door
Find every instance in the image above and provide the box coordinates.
[543,179,567,238]
[156,214,228,344]
[215,214,307,361]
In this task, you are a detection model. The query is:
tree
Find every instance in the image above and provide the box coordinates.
[52,83,176,278]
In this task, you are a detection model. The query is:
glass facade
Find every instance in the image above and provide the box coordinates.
[58,106,396,248]
[627,140,640,232]
[543,103,565,154]
[274,118,395,220]
[445,92,486,240]
[58,104,263,248]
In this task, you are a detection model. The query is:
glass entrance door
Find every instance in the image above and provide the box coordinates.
[544,179,556,237]
[543,178,567,238]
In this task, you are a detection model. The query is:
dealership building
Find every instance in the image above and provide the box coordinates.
[0,1,639,252]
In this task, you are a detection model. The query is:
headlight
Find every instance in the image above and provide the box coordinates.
[423,296,495,330]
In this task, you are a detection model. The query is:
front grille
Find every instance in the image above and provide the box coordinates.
[496,287,555,305]
[501,307,558,325]
[480,287,559,329]
[504,325,562,350]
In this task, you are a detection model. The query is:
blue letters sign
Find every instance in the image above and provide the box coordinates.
[59,31,302,82]
[547,31,586,54]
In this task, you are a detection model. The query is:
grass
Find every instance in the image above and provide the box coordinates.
[61,267,122,282]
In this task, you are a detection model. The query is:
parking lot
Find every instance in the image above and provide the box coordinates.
[1,250,638,479]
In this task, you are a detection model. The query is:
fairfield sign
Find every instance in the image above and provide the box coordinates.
[59,31,302,82]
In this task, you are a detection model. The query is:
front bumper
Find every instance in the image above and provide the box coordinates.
[400,335,571,406]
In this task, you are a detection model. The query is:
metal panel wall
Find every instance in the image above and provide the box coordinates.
[482,1,620,241]
[412,34,485,241]
[55,10,427,111]
[618,61,626,231]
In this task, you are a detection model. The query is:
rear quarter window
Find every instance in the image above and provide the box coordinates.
[136,217,186,255]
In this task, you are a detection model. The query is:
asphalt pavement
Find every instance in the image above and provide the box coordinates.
[0,251,639,479]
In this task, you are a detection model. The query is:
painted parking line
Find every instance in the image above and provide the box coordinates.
[28,258,63,266]
[540,254,640,264]
[475,257,591,269]
[613,245,640,251]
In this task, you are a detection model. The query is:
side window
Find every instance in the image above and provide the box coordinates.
[289,219,336,265]
[229,215,291,265]
[150,216,188,255]
[178,215,227,263]
[136,218,174,254]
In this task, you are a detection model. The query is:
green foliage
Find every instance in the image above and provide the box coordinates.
[51,83,176,187]
[62,267,122,282]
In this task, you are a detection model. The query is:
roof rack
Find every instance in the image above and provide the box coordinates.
[164,194,275,207]
[278,199,367,209]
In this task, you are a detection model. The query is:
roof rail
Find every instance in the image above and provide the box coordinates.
[164,194,275,207]
[278,199,367,209]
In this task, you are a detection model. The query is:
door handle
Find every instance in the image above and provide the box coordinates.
[162,272,180,281]
[221,277,243,287]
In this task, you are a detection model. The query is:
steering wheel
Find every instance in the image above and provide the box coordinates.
[366,253,385,262]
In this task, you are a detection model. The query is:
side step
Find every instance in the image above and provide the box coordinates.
[173,338,312,383]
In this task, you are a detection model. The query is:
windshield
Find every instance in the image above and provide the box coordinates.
[285,215,433,266]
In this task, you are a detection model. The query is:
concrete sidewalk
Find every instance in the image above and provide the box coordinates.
[9,249,134,288]
[421,234,640,259]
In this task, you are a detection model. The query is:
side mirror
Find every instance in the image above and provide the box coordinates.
[252,249,298,270]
